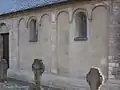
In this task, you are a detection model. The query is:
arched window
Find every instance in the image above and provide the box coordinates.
[74,12,87,41]
[29,19,38,42]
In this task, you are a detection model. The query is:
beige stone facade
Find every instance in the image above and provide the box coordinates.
[0,0,120,89]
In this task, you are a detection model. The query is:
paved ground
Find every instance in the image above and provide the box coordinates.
[0,78,30,90]
[0,78,63,90]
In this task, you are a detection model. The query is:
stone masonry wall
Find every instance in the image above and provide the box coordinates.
[108,0,120,79]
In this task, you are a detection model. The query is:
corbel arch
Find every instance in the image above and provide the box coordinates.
[18,17,25,43]
[27,16,37,28]
[18,17,26,28]
[91,3,108,21]
[0,23,9,33]
[39,13,51,26]
[72,8,88,23]
[18,17,26,35]
[56,10,70,23]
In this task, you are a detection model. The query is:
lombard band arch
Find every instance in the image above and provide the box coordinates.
[0,23,9,34]
[56,10,70,23]
[27,16,38,42]
[90,3,108,21]
[27,16,37,28]
[72,8,88,23]
[39,14,51,26]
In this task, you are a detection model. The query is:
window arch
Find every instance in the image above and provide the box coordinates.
[0,23,8,33]
[74,12,87,41]
[29,19,38,42]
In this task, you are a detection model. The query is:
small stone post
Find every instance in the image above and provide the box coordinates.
[86,68,103,90]
[32,59,45,90]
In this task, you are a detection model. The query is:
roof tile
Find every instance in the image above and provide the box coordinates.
[0,0,68,15]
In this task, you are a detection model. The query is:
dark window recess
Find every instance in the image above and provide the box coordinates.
[74,12,87,41]
[29,19,38,42]
[2,33,9,68]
